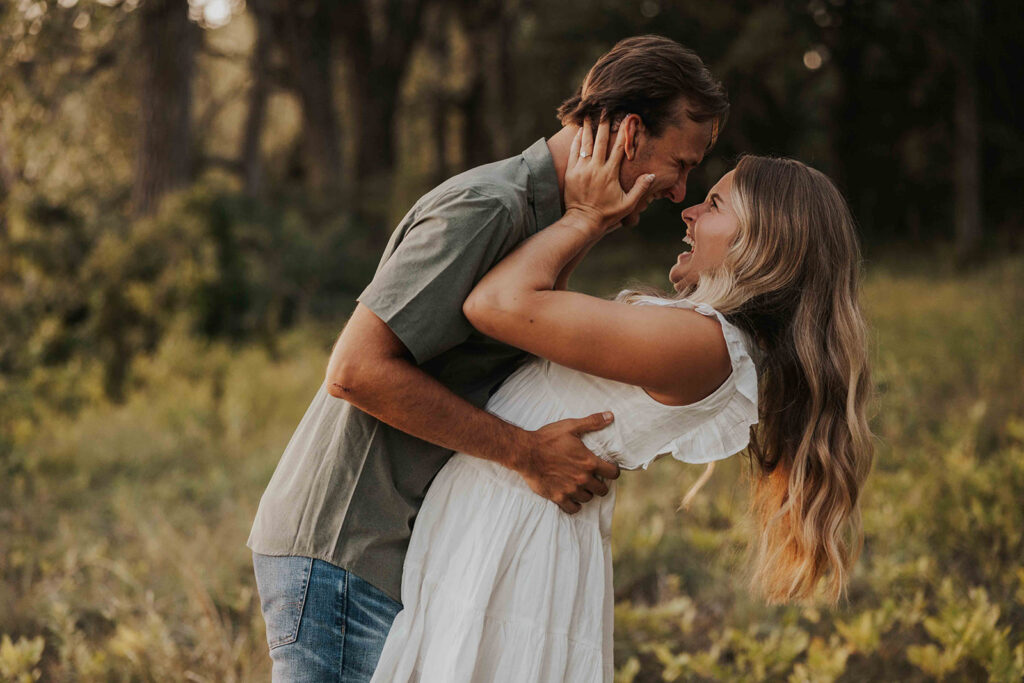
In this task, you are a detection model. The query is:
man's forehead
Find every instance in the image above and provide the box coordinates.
[667,97,718,145]
[665,116,714,164]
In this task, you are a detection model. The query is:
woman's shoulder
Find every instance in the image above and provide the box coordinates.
[620,293,757,371]
[599,295,760,470]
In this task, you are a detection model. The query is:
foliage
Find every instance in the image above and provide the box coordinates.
[0,635,44,683]
[605,256,1024,682]
[0,179,375,426]
[2,0,1021,440]
[0,324,334,680]
[1,255,1021,680]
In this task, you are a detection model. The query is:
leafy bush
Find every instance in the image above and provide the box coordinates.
[1,256,1022,680]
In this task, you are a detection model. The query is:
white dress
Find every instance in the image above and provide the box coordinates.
[371,298,759,683]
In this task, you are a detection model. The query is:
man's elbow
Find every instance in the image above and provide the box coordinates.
[325,346,368,400]
[325,368,353,400]
[326,374,355,400]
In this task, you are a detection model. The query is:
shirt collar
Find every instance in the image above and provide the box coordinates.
[522,138,563,233]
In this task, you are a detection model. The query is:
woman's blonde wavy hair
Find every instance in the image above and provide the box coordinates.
[664,155,873,604]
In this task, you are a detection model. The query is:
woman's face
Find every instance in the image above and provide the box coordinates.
[669,170,741,291]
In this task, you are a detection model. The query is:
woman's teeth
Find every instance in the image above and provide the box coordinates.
[682,234,694,252]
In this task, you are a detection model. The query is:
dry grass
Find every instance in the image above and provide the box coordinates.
[1,257,1022,681]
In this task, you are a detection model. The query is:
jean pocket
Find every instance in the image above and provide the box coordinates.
[253,554,314,650]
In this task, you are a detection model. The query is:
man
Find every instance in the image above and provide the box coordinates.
[248,35,728,681]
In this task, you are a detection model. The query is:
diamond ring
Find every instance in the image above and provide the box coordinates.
[580,151,590,158]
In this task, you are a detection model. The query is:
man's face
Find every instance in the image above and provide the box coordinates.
[617,106,715,227]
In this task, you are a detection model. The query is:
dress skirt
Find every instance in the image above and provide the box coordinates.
[370,453,616,683]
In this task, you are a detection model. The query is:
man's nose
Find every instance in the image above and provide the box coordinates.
[665,174,688,203]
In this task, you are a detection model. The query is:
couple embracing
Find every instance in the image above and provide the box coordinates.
[248,35,874,682]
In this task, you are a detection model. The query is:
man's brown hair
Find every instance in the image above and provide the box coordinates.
[557,35,728,144]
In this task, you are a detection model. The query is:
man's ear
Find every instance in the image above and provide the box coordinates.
[622,114,643,160]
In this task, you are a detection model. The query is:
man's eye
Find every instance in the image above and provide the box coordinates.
[710,198,718,209]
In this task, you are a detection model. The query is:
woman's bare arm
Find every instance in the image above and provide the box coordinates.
[463,120,731,405]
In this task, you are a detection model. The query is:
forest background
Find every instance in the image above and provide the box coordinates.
[1,0,1022,680]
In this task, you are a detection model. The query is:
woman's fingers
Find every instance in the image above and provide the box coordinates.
[568,127,581,170]
[609,120,627,167]
[625,173,657,209]
[565,115,650,231]
[593,117,610,162]
[580,118,593,159]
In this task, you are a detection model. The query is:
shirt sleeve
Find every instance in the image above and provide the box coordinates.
[358,188,517,364]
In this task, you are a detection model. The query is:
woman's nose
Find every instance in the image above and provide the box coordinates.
[681,204,700,224]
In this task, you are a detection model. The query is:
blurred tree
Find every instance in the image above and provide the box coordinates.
[418,0,514,187]
[952,0,982,262]
[272,0,342,198]
[240,0,273,198]
[808,0,903,239]
[448,0,516,168]
[132,0,200,216]
[337,0,428,222]
[807,0,1005,258]
[1,0,142,405]
[421,5,454,185]
[979,1,1024,251]
[2,0,1022,418]
[0,133,15,203]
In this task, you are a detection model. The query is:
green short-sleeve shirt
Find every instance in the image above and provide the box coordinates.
[247,139,563,602]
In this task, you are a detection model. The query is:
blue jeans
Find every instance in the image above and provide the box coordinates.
[253,553,403,682]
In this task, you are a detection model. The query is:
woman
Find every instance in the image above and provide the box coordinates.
[370,120,873,682]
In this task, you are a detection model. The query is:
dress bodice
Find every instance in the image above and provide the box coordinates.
[483,297,759,470]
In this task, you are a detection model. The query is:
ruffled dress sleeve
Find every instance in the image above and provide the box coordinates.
[610,296,760,470]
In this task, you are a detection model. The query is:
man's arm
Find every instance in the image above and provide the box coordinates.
[325,303,619,514]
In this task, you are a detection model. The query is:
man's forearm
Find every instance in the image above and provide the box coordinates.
[328,355,528,469]
[326,302,617,514]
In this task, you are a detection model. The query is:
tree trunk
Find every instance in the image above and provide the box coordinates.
[277,0,342,198]
[425,9,452,186]
[338,0,427,226]
[241,0,273,198]
[953,2,982,262]
[451,0,513,168]
[132,0,198,217]
[350,67,400,182]
[457,61,491,169]
[0,130,16,202]
[827,4,872,239]
[490,8,514,160]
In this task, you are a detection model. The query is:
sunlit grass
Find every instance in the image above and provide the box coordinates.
[1,256,1022,680]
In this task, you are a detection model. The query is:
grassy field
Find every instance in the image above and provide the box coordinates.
[1,254,1022,681]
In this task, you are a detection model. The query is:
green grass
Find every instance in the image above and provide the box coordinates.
[1,256,1022,681]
